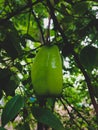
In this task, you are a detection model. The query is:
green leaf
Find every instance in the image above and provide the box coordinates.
[0,69,11,80]
[73,1,89,15]
[80,46,98,71]
[0,127,6,130]
[15,122,30,130]
[32,106,65,130]
[87,126,97,130]
[0,69,11,92]
[5,74,19,96]
[1,95,24,127]
[0,21,22,60]
[0,69,19,96]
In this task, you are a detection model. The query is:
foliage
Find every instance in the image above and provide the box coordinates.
[1,95,24,127]
[0,0,98,130]
[32,106,65,130]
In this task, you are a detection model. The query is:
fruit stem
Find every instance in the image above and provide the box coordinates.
[46,15,51,45]
[37,97,49,130]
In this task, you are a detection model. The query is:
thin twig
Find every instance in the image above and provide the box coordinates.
[46,15,51,44]
[27,9,32,34]
[60,98,82,129]
[61,96,90,125]
[31,10,45,44]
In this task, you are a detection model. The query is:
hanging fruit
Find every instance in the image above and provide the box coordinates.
[31,45,63,97]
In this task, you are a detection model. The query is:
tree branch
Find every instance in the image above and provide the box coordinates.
[46,0,98,115]
[60,98,81,129]
[72,51,98,115]
[0,0,42,24]
[46,0,68,43]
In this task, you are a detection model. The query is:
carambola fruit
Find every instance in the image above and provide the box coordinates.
[31,45,63,97]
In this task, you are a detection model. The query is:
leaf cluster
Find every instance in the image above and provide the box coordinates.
[0,0,98,130]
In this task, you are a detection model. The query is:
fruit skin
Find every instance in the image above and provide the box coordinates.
[31,45,63,97]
